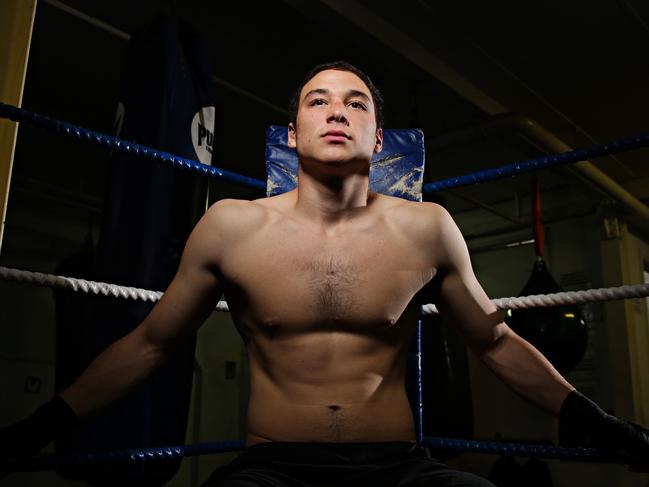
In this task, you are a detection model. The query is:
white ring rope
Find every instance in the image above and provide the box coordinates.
[421,283,649,315]
[2,265,648,315]
[0,266,230,312]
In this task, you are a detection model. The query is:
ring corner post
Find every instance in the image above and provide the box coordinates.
[0,0,37,254]
[416,319,424,445]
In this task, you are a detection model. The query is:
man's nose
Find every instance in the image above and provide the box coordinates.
[326,105,348,125]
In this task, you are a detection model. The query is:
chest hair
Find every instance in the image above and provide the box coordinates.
[302,255,359,317]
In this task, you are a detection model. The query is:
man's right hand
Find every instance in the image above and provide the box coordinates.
[0,396,79,477]
[559,390,649,470]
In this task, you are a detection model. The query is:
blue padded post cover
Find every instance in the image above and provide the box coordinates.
[265,125,425,201]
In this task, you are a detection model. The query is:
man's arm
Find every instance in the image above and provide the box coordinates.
[0,200,252,474]
[424,204,573,416]
[59,200,231,418]
[424,205,649,465]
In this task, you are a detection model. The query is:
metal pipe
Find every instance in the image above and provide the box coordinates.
[427,113,649,223]
[512,115,649,222]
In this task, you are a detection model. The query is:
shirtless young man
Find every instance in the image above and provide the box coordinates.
[2,61,648,486]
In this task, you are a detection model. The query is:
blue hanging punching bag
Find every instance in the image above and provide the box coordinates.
[55,16,215,486]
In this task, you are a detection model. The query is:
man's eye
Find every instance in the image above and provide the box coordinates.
[311,99,326,106]
[349,101,367,110]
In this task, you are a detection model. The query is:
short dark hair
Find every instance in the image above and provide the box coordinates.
[288,61,384,129]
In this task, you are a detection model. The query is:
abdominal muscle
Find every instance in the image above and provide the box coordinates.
[243,329,417,446]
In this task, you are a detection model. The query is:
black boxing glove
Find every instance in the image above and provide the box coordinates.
[0,396,79,475]
[559,389,649,465]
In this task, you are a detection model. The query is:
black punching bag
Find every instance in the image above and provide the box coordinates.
[505,179,588,375]
[55,16,215,486]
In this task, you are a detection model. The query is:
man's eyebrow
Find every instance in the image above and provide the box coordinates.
[303,88,329,100]
[302,88,372,103]
[346,89,371,102]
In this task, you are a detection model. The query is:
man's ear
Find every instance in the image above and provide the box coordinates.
[288,122,297,148]
[374,127,383,153]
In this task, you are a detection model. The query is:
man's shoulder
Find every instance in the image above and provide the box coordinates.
[201,198,270,236]
[378,194,449,226]
[202,192,296,232]
[376,196,460,254]
[206,197,261,217]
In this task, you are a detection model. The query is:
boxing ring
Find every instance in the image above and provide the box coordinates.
[1,101,649,472]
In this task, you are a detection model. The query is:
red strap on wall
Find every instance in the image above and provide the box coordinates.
[532,177,545,257]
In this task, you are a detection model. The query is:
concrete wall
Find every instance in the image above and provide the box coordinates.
[0,202,93,486]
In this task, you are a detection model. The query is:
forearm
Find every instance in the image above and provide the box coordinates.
[59,328,170,419]
[477,326,574,416]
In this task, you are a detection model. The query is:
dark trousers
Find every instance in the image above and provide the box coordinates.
[201,442,496,487]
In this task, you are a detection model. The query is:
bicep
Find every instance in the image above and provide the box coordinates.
[429,208,507,352]
[136,213,224,352]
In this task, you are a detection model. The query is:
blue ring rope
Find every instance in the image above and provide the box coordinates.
[0,103,266,191]
[1,102,648,193]
[423,133,649,193]
[16,436,630,472]
[19,440,246,471]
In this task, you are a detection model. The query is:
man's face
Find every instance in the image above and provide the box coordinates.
[288,69,382,167]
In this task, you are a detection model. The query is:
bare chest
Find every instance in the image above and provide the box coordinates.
[220,223,431,333]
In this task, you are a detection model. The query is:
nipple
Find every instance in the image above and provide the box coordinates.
[263,319,279,339]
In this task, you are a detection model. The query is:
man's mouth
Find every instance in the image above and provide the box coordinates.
[322,130,351,140]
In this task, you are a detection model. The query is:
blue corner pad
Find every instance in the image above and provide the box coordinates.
[265,125,425,202]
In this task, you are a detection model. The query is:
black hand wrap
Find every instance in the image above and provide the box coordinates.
[0,396,79,475]
[559,390,649,464]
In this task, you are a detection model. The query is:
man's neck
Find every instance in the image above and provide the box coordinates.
[294,162,372,229]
